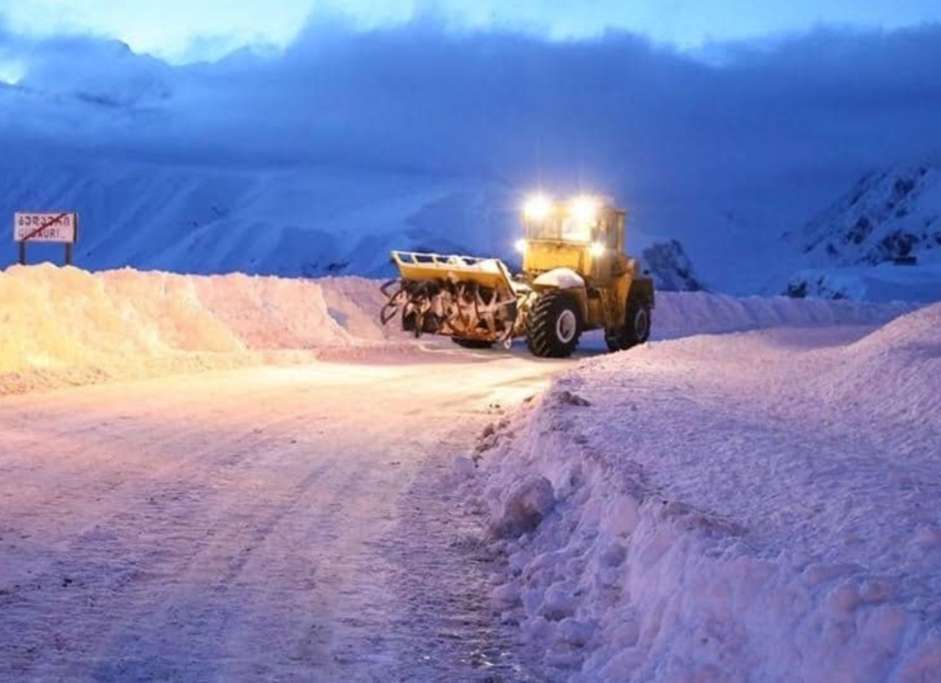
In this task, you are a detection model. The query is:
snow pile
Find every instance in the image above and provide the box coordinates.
[477,310,941,681]
[0,266,912,395]
[812,301,941,424]
[0,265,390,394]
[652,290,912,340]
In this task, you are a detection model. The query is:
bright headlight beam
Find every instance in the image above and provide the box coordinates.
[570,195,600,224]
[515,239,528,254]
[523,194,553,221]
[590,241,606,257]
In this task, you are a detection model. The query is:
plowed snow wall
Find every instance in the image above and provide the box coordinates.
[0,265,387,394]
[653,291,912,340]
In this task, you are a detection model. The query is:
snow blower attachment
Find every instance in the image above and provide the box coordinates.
[380,253,522,347]
[381,194,655,357]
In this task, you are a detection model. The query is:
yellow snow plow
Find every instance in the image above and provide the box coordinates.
[381,194,655,357]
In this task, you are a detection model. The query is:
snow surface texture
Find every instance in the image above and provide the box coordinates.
[478,309,941,681]
[0,264,391,395]
[0,359,553,681]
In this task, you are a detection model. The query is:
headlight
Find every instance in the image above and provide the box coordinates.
[590,241,606,257]
[523,194,553,221]
[515,239,528,254]
[570,195,600,224]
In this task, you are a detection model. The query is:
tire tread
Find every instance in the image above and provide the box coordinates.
[526,291,581,358]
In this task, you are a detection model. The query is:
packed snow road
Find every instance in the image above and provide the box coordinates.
[0,352,559,681]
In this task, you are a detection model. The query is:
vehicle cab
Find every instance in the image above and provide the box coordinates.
[516,194,628,285]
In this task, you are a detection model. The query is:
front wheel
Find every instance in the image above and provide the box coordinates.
[605,298,652,351]
[526,291,582,358]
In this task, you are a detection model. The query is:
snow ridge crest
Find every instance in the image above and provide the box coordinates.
[790,162,941,267]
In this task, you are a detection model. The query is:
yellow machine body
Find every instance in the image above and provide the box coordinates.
[519,201,642,333]
[521,205,625,278]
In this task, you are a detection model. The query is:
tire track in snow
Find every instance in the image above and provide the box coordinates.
[0,357,555,681]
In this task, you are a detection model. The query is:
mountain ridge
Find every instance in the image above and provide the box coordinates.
[787,163,941,266]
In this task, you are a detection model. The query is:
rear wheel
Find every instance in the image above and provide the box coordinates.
[452,338,494,349]
[526,291,582,358]
[605,296,652,351]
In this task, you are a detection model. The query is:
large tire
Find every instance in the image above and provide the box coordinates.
[526,291,582,358]
[452,338,494,349]
[605,296,652,351]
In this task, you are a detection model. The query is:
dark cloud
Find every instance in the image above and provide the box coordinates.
[2,18,940,219]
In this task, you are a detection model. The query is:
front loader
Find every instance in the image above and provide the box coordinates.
[380,194,654,358]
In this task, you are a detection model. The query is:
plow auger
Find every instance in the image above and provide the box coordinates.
[380,251,526,349]
[380,194,655,358]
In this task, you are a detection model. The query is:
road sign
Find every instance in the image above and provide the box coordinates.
[14,212,78,244]
[13,212,79,266]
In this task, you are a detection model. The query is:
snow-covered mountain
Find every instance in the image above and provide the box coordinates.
[0,161,517,278]
[784,164,941,301]
[0,157,735,290]
[787,164,941,266]
[6,154,941,303]
[640,239,705,292]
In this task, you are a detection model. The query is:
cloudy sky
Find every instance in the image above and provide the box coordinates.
[0,1,939,244]
[2,0,941,61]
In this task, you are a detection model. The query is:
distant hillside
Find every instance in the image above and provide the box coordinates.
[787,164,941,266]
[0,159,723,293]
[0,161,515,278]
[640,240,705,292]
[784,164,941,301]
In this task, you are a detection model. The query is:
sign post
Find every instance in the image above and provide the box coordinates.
[14,212,78,266]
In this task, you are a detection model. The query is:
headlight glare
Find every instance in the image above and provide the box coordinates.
[523,194,553,221]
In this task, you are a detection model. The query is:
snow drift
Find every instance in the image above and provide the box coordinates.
[477,305,941,681]
[651,290,912,341]
[0,264,390,394]
[813,301,941,424]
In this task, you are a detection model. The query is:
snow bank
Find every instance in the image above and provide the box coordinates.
[785,262,941,303]
[0,266,912,395]
[477,309,941,681]
[0,264,390,394]
[812,301,941,424]
[652,290,912,341]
